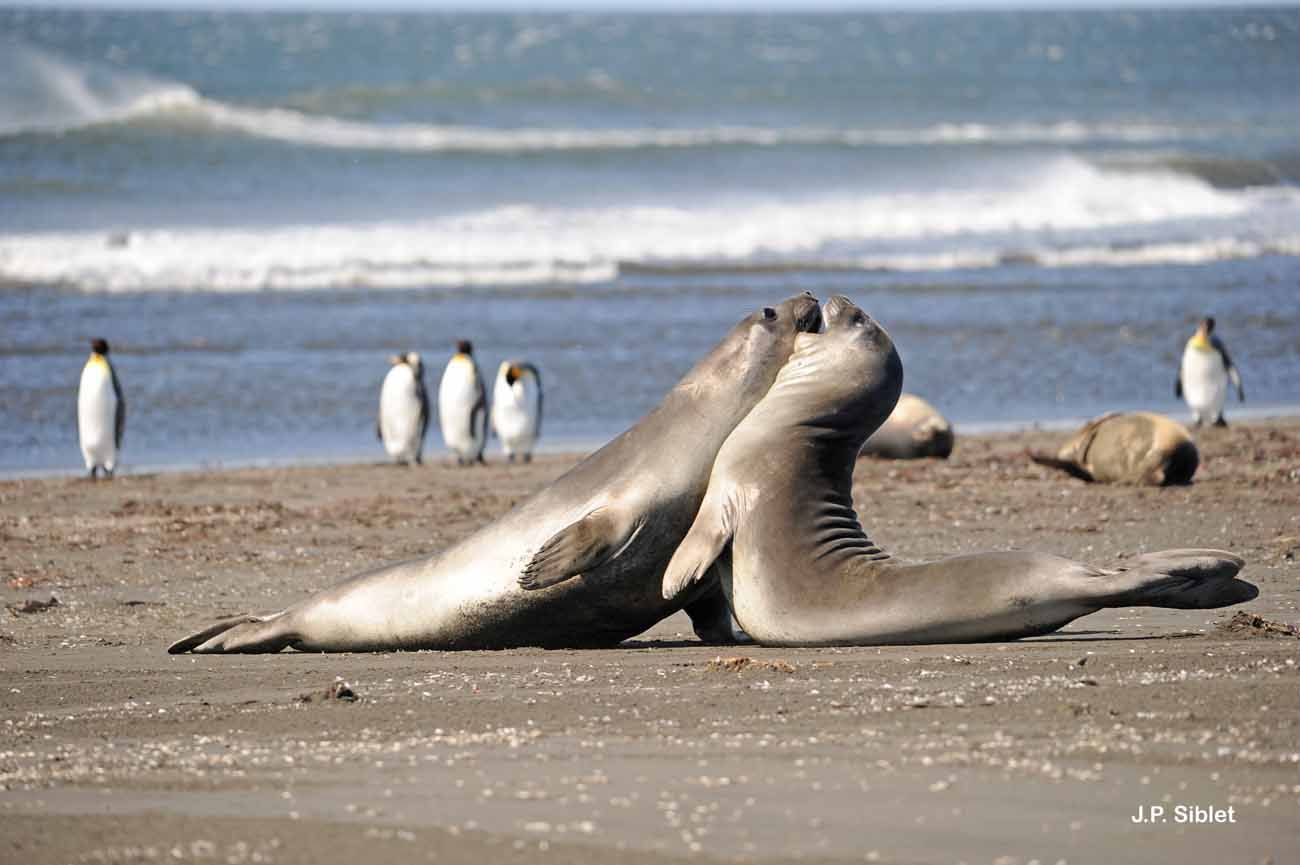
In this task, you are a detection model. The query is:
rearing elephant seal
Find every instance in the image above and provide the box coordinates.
[169,293,823,653]
[859,392,954,459]
[662,296,1255,646]
[1029,412,1198,486]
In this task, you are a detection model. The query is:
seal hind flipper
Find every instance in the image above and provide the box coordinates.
[662,491,738,600]
[1099,549,1254,609]
[1028,451,1094,482]
[518,508,643,590]
[167,611,289,654]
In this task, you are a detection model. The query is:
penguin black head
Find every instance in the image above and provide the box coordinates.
[456,340,473,356]
[90,338,110,355]
[1201,316,1216,334]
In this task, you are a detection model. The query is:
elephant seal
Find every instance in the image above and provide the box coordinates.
[1029,412,1198,486]
[169,293,823,653]
[859,392,954,459]
[662,296,1255,646]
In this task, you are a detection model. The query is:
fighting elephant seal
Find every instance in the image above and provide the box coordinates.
[662,296,1255,646]
[859,392,954,459]
[1029,412,1198,486]
[169,293,822,653]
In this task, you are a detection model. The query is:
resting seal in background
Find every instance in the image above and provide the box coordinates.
[859,392,954,459]
[662,296,1255,646]
[169,293,823,653]
[1029,412,1199,486]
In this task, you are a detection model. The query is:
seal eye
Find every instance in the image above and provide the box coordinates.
[762,307,777,321]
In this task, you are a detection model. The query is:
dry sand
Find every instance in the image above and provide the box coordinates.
[2,420,1298,865]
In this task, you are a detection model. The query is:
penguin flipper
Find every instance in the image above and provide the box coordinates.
[112,366,126,449]
[519,508,643,590]
[1213,336,1245,401]
[1175,372,1183,399]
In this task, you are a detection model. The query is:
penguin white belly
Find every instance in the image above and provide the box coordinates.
[1181,346,1226,424]
[492,379,539,457]
[78,362,117,471]
[439,359,484,459]
[379,365,423,461]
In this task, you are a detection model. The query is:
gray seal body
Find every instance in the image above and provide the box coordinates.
[169,294,822,653]
[662,296,1255,646]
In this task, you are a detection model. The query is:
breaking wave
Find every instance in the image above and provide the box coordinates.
[2,160,1294,293]
[0,43,1229,154]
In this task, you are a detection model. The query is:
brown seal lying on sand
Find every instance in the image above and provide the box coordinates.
[1029,411,1199,485]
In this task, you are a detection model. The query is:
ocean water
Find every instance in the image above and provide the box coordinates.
[2,8,1298,474]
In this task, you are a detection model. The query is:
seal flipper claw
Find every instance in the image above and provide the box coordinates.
[519,508,636,590]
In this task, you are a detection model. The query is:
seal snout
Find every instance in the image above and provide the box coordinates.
[790,294,823,334]
[822,295,875,330]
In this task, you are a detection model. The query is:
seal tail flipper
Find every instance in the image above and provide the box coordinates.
[662,491,736,601]
[1028,451,1094,482]
[167,611,291,654]
[518,507,641,590]
[1098,549,1256,610]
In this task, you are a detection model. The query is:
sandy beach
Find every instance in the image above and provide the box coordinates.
[2,419,1297,865]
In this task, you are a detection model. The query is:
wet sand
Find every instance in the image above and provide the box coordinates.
[2,420,1298,864]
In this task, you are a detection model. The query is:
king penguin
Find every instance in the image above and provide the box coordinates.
[490,361,543,462]
[77,338,125,479]
[1176,317,1244,427]
[438,339,487,465]
[377,351,429,465]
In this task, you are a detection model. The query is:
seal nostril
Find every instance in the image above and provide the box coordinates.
[762,307,777,321]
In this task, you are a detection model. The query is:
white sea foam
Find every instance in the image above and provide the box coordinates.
[0,42,200,135]
[2,160,1294,293]
[181,103,1205,153]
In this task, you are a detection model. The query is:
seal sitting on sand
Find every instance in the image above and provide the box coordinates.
[1029,412,1199,486]
[662,296,1255,646]
[169,293,822,653]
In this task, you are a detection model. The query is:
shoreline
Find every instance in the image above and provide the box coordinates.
[7,403,1300,482]
[1,418,1297,864]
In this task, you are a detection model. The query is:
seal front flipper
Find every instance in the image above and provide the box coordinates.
[519,507,643,590]
[662,489,738,601]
